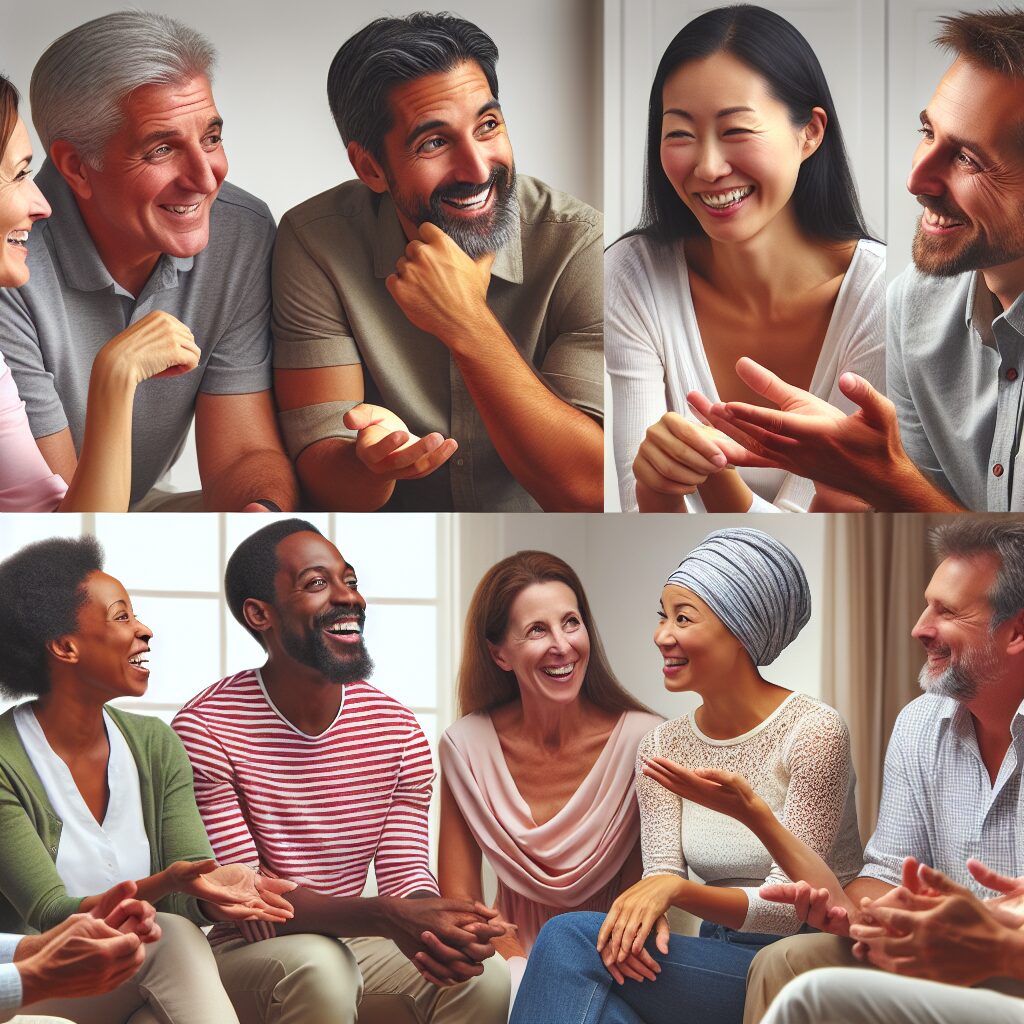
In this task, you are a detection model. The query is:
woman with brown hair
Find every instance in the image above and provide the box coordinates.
[0,75,199,511]
[438,551,661,994]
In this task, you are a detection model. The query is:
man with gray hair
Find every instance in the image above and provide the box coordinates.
[0,11,297,511]
[272,12,603,512]
[741,517,1024,1022]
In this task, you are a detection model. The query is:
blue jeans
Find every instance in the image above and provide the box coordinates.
[510,911,783,1024]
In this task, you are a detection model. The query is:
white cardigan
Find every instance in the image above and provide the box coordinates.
[606,235,886,512]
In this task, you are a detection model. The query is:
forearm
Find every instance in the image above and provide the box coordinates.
[861,449,963,512]
[669,877,749,930]
[635,481,687,513]
[447,312,602,511]
[1000,927,1024,981]
[77,871,173,914]
[201,447,298,512]
[259,887,395,940]
[58,360,136,512]
[698,468,753,513]
[296,437,394,512]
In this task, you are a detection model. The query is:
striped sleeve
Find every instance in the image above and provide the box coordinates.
[373,720,439,897]
[171,708,262,870]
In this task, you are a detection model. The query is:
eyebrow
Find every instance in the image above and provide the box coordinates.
[107,599,128,612]
[919,109,998,166]
[405,99,501,148]
[668,600,701,615]
[138,116,223,148]
[663,105,755,120]
[296,562,357,580]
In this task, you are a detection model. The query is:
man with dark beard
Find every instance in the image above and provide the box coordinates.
[688,10,1024,511]
[270,13,603,513]
[172,520,510,1024]
[737,517,1024,1022]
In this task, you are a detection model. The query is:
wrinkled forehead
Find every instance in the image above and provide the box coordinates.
[929,57,1024,155]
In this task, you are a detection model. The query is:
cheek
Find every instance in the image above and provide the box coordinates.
[660,144,692,191]
[210,149,229,184]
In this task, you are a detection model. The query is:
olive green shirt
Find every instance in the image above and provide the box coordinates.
[272,175,604,511]
[0,705,213,934]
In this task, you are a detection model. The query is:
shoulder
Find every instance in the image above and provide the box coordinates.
[889,693,952,741]
[782,694,850,738]
[441,711,491,750]
[106,706,187,757]
[343,680,424,733]
[516,175,601,233]
[279,180,376,237]
[174,669,262,725]
[887,264,971,319]
[211,181,275,239]
[620,710,667,746]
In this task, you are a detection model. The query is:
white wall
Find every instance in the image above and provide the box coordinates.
[458,513,827,720]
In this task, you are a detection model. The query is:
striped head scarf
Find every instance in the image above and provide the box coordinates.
[665,528,810,665]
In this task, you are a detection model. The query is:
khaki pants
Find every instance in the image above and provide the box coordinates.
[214,932,511,1024]
[744,932,1024,1024]
[0,913,241,1024]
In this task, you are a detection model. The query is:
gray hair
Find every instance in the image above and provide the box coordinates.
[931,517,1024,627]
[30,10,217,167]
[327,12,499,162]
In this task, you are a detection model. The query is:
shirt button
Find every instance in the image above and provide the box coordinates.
[455,458,465,467]
[1008,368,1019,382]
[994,463,1005,477]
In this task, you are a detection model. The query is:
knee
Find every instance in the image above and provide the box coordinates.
[764,969,856,1024]
[455,953,511,1020]
[531,912,604,961]
[272,935,360,1014]
[146,912,216,967]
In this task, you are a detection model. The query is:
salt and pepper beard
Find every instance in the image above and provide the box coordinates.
[388,164,519,259]
[918,631,1002,702]
[280,605,375,685]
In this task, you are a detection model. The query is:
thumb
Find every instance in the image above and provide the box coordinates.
[734,357,798,407]
[839,373,889,426]
[475,251,496,276]
[92,880,137,919]
[343,403,381,431]
[654,915,670,955]
[182,858,219,880]
[258,876,298,895]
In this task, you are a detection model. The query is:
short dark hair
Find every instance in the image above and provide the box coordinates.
[0,536,104,699]
[931,517,1024,627]
[628,4,874,246]
[327,12,499,162]
[936,8,1024,78]
[225,519,324,647]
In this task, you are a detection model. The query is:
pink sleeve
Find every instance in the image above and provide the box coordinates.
[0,356,66,511]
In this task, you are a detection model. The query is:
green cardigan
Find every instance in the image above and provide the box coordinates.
[0,704,214,934]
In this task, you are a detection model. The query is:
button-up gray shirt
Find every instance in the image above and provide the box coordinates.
[861,693,1023,890]
[888,265,1024,510]
[272,175,603,512]
[0,160,275,507]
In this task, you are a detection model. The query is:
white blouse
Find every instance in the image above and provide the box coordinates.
[606,235,886,512]
[15,704,152,895]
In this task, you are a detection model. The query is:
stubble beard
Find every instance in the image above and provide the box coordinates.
[912,199,1024,277]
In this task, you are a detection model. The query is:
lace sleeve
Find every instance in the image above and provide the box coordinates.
[740,705,855,934]
[636,726,687,879]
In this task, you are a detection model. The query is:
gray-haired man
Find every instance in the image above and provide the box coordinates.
[272,13,604,513]
[1,11,297,511]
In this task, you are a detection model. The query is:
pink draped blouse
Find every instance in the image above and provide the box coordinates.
[439,709,662,951]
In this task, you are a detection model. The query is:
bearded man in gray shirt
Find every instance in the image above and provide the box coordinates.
[0,12,297,511]
[687,9,1024,512]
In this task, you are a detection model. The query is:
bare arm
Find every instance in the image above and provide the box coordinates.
[195,390,298,511]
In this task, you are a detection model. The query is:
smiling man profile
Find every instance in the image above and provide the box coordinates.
[172,519,509,1024]
[272,13,603,512]
[0,11,297,511]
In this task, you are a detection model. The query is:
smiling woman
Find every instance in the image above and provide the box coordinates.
[0,535,300,1023]
[607,4,886,514]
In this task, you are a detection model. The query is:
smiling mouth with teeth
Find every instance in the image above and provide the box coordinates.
[6,229,29,248]
[542,663,575,678]
[664,658,689,668]
[127,654,149,668]
[922,207,964,229]
[442,184,493,212]
[697,185,754,209]
[163,202,202,216]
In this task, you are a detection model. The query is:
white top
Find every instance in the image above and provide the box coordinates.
[638,691,863,935]
[14,704,151,895]
[606,235,886,512]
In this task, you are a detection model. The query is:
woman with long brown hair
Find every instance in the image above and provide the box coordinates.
[438,551,661,995]
[0,75,199,511]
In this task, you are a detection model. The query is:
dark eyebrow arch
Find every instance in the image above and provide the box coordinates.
[139,116,223,148]
[405,99,501,148]
[663,105,755,120]
[107,599,128,612]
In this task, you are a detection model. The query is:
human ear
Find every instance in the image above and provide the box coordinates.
[49,140,94,201]
[348,142,389,195]
[800,107,828,160]
[46,635,79,666]
[487,639,512,672]
[242,598,274,638]
[1003,609,1024,657]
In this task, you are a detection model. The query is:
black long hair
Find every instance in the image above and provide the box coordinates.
[633,5,875,245]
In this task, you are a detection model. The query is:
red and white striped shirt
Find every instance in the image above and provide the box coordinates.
[172,669,439,904]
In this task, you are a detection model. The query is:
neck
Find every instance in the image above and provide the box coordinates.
[514,691,591,751]
[981,259,1024,316]
[33,677,107,753]
[260,655,344,736]
[965,677,1024,783]
[74,196,159,297]
[695,665,788,739]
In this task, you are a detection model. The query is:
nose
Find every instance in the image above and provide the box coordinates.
[654,619,674,649]
[178,144,220,195]
[911,607,933,641]
[548,627,573,656]
[136,618,154,643]
[331,580,365,609]
[27,180,51,222]
[906,141,945,200]
[450,139,493,186]
[693,138,732,183]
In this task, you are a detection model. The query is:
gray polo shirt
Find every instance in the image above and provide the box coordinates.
[0,160,275,507]
[272,175,603,512]
[887,264,1024,510]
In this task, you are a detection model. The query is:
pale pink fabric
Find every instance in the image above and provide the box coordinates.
[0,353,66,511]
[440,709,662,951]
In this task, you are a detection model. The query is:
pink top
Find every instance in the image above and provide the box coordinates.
[0,353,66,511]
[440,708,663,951]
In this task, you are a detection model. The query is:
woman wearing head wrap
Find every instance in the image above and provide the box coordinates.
[510,528,863,1024]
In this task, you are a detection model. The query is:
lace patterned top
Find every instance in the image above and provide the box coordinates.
[638,691,863,935]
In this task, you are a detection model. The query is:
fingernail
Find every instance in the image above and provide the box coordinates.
[711,453,727,468]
